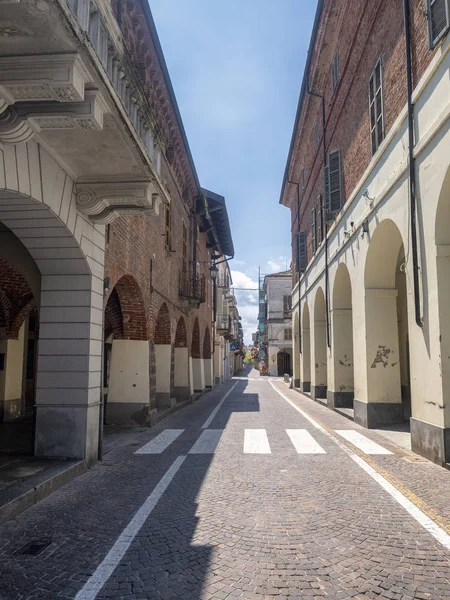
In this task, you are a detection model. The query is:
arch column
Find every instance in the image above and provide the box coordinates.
[300,303,311,393]
[311,289,327,401]
[174,317,189,403]
[292,311,300,388]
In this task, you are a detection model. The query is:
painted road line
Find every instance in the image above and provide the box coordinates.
[269,380,450,551]
[75,455,186,600]
[244,429,271,454]
[201,381,239,429]
[188,429,224,454]
[286,429,326,454]
[335,430,392,455]
[134,429,185,455]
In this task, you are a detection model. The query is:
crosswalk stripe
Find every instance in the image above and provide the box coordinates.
[135,429,184,454]
[244,429,271,454]
[286,429,326,454]
[189,429,224,454]
[335,430,392,455]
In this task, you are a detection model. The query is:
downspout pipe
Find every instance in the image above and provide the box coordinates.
[307,89,331,349]
[287,179,302,352]
[403,0,423,327]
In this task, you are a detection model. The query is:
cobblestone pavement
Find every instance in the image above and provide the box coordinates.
[1,369,450,599]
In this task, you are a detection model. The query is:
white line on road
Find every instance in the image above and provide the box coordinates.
[74,456,186,600]
[335,430,392,455]
[201,382,238,429]
[244,429,271,454]
[286,429,326,454]
[134,429,185,454]
[269,381,450,551]
[188,429,224,454]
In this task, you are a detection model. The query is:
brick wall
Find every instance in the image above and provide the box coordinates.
[0,258,36,339]
[288,0,442,276]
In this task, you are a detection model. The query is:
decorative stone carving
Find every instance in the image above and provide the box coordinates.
[75,181,163,224]
[0,106,35,144]
[0,54,91,104]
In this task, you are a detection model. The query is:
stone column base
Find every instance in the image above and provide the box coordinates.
[293,379,300,388]
[173,386,190,403]
[311,385,327,400]
[106,402,152,427]
[327,390,354,409]
[410,417,450,466]
[156,393,175,409]
[353,398,403,429]
[300,381,311,393]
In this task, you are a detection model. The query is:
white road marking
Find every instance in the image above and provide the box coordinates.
[286,429,326,454]
[74,456,186,600]
[134,429,184,454]
[335,430,392,455]
[189,429,224,454]
[269,381,450,551]
[201,382,238,429]
[244,429,271,454]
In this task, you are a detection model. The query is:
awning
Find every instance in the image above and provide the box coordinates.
[201,188,234,258]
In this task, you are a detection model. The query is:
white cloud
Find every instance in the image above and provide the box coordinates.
[266,257,289,273]
[230,270,259,345]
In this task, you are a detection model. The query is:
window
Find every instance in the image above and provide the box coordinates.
[296,231,307,272]
[284,328,293,341]
[283,295,292,313]
[427,0,450,48]
[182,222,187,273]
[332,51,340,92]
[310,207,316,253]
[301,168,306,189]
[313,121,319,152]
[316,195,323,245]
[164,203,171,249]
[324,150,342,217]
[369,59,384,155]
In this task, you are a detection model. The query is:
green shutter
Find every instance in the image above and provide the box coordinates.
[427,0,450,48]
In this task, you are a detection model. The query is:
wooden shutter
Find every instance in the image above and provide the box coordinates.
[317,195,323,244]
[369,59,384,155]
[427,0,450,48]
[326,150,342,215]
[297,231,307,272]
[310,207,316,253]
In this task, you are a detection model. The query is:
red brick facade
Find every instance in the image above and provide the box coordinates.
[0,258,36,340]
[283,0,441,282]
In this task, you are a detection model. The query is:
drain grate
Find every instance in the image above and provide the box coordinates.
[15,540,51,556]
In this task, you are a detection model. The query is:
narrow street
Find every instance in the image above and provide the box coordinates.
[1,367,449,600]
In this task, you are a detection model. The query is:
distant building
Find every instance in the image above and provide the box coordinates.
[260,270,293,377]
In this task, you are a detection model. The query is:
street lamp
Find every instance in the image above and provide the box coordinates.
[209,263,218,281]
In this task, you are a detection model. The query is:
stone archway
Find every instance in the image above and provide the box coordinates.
[191,318,204,393]
[301,302,311,393]
[203,326,212,388]
[154,303,173,409]
[329,263,354,409]
[0,141,104,462]
[362,218,407,428]
[174,317,189,403]
[105,275,150,424]
[312,287,327,400]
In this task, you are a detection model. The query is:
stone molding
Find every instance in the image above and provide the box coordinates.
[75,181,162,224]
[0,53,91,105]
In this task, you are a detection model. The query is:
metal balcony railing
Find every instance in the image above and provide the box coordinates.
[216,273,230,288]
[179,271,205,304]
[216,314,231,332]
[66,0,161,171]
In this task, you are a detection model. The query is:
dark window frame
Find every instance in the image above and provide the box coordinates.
[369,57,385,155]
[310,207,316,254]
[427,0,450,48]
[325,149,343,218]
[331,51,340,93]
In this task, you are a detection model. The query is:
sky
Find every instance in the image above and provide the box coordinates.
[150,0,317,344]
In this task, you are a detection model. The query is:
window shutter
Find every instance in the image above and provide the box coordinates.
[324,164,332,220]
[317,195,323,243]
[310,208,316,253]
[328,150,342,214]
[427,0,450,48]
[297,231,307,272]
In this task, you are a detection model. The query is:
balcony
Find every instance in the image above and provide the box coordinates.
[216,273,230,288]
[216,314,232,339]
[179,271,205,309]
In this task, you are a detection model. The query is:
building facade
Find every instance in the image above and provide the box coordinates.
[258,270,293,377]
[280,0,450,465]
[0,0,238,464]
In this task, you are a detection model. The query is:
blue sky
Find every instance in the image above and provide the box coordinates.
[150,0,316,343]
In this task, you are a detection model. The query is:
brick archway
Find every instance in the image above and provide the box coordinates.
[191,318,201,359]
[155,303,171,345]
[203,326,211,359]
[106,275,147,341]
[175,317,187,348]
[0,258,37,340]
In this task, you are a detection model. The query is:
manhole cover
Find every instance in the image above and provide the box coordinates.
[15,540,51,556]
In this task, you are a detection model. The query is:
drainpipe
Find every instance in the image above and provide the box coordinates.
[308,89,331,348]
[403,0,423,327]
[287,179,302,353]
[193,201,198,292]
